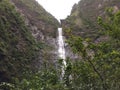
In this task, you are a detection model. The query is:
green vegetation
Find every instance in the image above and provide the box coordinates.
[0,0,40,85]
[0,0,58,89]
[62,9,120,90]
[1,8,119,90]
[64,0,120,40]
[0,0,120,90]
[98,8,120,40]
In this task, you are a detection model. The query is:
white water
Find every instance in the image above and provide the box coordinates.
[58,28,66,78]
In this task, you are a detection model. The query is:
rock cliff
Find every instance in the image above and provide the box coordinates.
[62,0,120,40]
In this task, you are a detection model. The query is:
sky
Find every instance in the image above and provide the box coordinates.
[36,0,80,20]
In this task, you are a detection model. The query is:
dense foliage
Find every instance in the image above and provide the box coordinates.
[0,0,120,90]
[61,9,120,90]
[0,0,39,86]
[1,9,119,90]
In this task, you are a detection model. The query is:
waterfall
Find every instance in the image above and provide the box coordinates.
[58,28,66,78]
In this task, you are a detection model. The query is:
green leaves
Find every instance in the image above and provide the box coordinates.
[98,9,120,40]
[62,9,120,89]
[67,36,87,58]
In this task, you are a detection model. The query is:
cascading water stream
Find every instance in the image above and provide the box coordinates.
[58,28,66,79]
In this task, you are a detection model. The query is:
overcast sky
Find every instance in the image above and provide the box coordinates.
[36,0,80,20]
